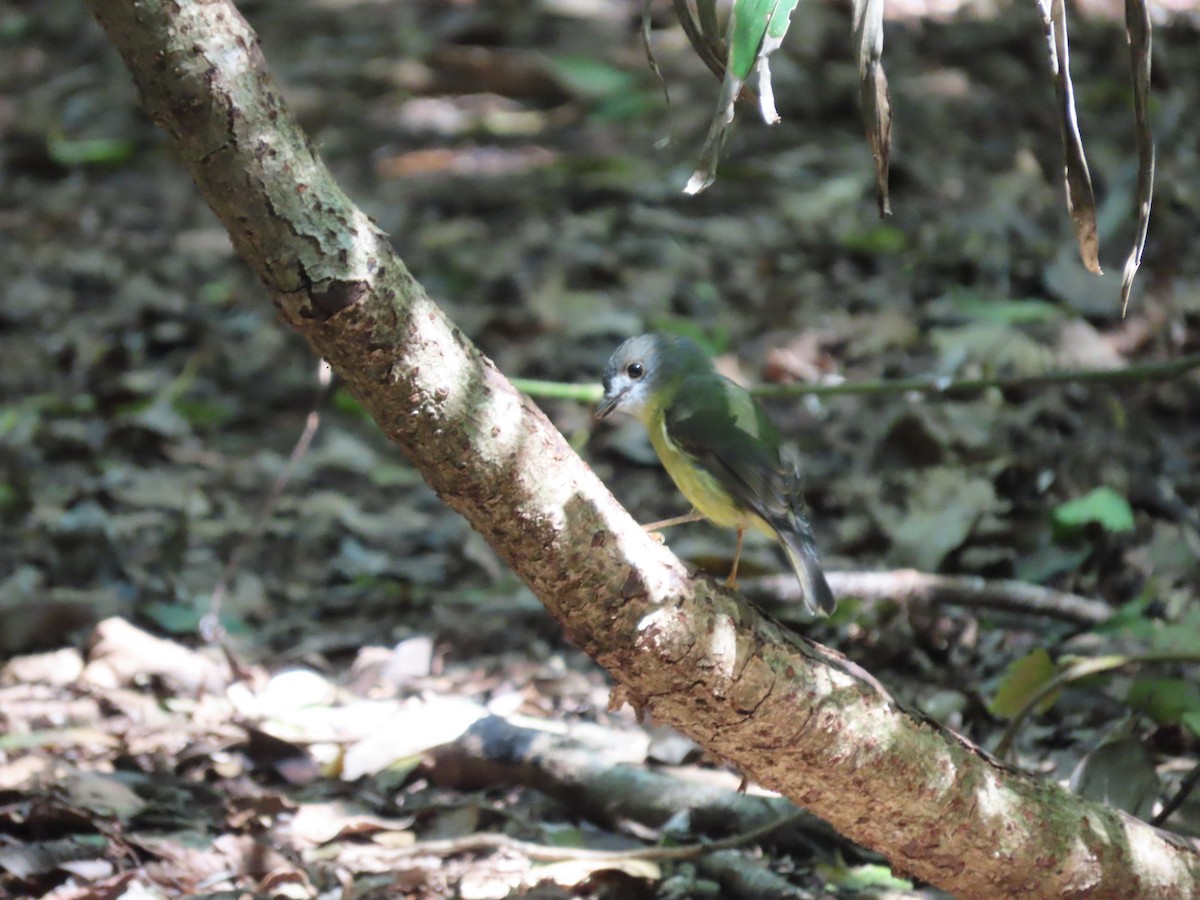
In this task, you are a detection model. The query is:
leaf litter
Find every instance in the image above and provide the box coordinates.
[1,0,1199,895]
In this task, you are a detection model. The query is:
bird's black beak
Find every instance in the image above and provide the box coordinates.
[594,388,624,420]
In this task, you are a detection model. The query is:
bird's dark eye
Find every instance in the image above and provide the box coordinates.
[626,362,644,380]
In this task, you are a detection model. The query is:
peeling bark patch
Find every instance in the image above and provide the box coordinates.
[310,279,368,318]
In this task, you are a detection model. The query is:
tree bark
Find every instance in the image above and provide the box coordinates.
[84,1,1200,896]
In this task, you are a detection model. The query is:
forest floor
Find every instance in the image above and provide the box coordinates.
[1,0,1199,897]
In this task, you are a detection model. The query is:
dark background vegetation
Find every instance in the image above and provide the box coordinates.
[1,0,1198,896]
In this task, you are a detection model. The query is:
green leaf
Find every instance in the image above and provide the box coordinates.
[839,864,913,891]
[333,388,369,419]
[199,279,236,305]
[951,295,1065,324]
[1095,594,1156,639]
[817,858,913,891]
[173,398,234,428]
[48,135,136,167]
[1053,487,1135,533]
[144,600,248,637]
[839,223,907,255]
[1068,736,1159,818]
[990,648,1059,719]
[144,600,204,634]
[1127,678,1200,726]
[1181,710,1200,740]
[1148,606,1200,655]
[545,56,638,99]
[728,0,780,80]
[0,13,33,40]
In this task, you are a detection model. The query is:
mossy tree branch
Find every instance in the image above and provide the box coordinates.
[85,1,1199,895]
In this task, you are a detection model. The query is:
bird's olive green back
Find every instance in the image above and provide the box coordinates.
[663,372,797,527]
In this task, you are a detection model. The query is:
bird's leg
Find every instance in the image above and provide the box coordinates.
[641,510,705,542]
[726,527,745,588]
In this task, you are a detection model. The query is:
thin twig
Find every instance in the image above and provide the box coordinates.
[201,360,332,642]
[1152,761,1200,827]
[384,809,810,863]
[748,569,1112,627]
[753,353,1200,398]
[511,378,605,403]
[516,354,1200,405]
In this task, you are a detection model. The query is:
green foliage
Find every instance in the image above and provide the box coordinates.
[1069,735,1159,818]
[333,388,370,420]
[990,648,1059,718]
[1127,678,1200,728]
[823,596,863,628]
[1096,595,1155,638]
[544,56,655,120]
[648,317,731,357]
[1053,487,1135,534]
[950,294,1064,324]
[1098,600,1200,660]
[817,858,913,891]
[0,394,98,446]
[0,405,34,442]
[1182,710,1200,740]
[0,12,32,40]
[173,398,235,429]
[199,278,237,305]
[1147,606,1200,654]
[680,0,803,193]
[839,223,907,255]
[547,56,636,97]
[728,0,800,81]
[48,135,136,167]
[144,599,250,637]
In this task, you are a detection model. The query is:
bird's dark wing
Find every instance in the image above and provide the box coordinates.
[663,373,794,524]
[667,373,835,615]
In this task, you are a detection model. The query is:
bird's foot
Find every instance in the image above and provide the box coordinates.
[642,510,705,532]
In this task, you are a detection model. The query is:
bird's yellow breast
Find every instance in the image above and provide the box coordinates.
[647,411,771,535]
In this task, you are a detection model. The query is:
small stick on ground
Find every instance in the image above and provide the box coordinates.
[746,569,1112,626]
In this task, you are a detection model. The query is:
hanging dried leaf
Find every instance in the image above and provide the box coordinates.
[852,0,892,217]
[673,0,726,82]
[683,0,801,195]
[748,1,801,123]
[684,72,742,195]
[1121,0,1154,314]
[640,0,671,107]
[1036,0,1101,274]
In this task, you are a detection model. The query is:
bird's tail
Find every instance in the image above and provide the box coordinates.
[775,515,836,617]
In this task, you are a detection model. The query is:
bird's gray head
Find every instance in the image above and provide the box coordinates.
[595,333,707,423]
